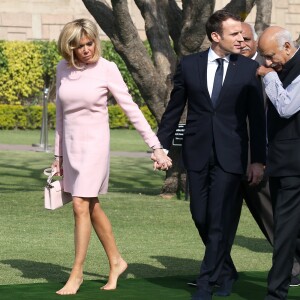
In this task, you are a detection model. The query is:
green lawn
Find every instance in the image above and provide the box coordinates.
[0,149,273,285]
[0,129,149,152]
[0,129,287,299]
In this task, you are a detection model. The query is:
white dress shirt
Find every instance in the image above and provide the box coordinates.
[207,48,230,97]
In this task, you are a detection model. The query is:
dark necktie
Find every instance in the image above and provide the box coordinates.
[211,58,224,106]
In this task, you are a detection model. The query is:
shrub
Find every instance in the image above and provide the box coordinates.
[140,105,157,129]
[101,41,144,106]
[34,41,62,88]
[0,41,44,104]
[0,104,155,130]
[0,40,156,128]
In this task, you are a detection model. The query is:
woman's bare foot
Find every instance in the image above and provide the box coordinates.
[56,274,83,295]
[101,258,128,290]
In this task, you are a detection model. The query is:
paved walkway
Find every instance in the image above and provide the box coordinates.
[0,143,150,157]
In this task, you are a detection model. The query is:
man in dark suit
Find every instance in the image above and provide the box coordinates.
[257,26,300,300]
[238,23,273,243]
[239,22,300,287]
[155,10,266,300]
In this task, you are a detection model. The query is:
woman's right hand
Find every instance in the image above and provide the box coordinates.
[51,157,63,176]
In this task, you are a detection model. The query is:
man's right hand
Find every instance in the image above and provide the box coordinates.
[151,149,172,171]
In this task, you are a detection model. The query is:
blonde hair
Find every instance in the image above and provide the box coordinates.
[58,18,101,69]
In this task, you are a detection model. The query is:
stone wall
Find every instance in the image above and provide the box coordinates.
[0,0,146,41]
[0,0,299,41]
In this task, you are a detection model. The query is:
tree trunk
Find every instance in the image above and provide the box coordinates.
[160,145,187,198]
[254,0,272,36]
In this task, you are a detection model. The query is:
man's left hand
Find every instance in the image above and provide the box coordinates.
[247,163,265,186]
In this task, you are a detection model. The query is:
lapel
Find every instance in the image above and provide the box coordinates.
[214,54,239,108]
[196,50,211,105]
[255,52,265,66]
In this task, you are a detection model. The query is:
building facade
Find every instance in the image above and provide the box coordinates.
[0,0,300,41]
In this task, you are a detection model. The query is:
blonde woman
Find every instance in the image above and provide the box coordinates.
[52,18,171,295]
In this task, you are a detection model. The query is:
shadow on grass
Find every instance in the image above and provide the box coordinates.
[2,258,300,300]
[1,256,198,283]
[109,157,164,195]
[0,154,164,196]
[0,260,100,283]
[234,235,272,253]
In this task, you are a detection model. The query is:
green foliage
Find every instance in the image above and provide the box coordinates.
[0,104,154,130]
[0,104,25,129]
[0,41,8,72]
[0,40,145,106]
[0,41,44,104]
[33,40,61,87]
[0,40,61,105]
[108,105,129,129]
[140,105,157,129]
[108,105,156,129]
[0,104,56,129]
[101,41,144,106]
[0,40,156,126]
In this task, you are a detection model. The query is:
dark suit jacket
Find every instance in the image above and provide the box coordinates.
[157,50,266,174]
[255,52,265,66]
[254,53,267,107]
[266,49,300,177]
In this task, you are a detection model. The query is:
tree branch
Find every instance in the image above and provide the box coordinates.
[134,0,177,75]
[180,0,215,56]
[254,0,272,35]
[82,0,116,39]
[164,0,182,56]
[224,0,256,21]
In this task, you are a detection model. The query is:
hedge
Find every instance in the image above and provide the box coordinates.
[0,40,143,106]
[0,40,156,129]
[0,104,156,130]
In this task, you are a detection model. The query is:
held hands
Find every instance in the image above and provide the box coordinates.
[247,163,265,186]
[151,149,172,171]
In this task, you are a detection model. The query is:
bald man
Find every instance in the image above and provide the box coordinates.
[257,26,300,300]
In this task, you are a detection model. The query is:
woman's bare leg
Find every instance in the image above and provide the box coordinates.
[56,197,91,295]
[89,198,127,290]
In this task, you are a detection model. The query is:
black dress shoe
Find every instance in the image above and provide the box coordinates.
[290,275,300,287]
[191,289,212,300]
[214,277,237,296]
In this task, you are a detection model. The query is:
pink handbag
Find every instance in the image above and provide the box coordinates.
[44,168,72,210]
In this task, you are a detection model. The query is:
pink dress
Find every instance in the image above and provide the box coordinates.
[54,58,160,197]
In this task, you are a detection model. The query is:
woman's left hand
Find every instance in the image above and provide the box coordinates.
[151,149,172,171]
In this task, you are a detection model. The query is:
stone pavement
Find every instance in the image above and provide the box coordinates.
[0,143,150,158]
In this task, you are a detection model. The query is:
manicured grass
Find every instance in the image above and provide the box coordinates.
[0,129,56,146]
[0,129,149,152]
[1,133,299,299]
[0,150,274,288]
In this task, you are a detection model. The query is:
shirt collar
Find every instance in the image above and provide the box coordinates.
[251,52,258,60]
[208,47,230,63]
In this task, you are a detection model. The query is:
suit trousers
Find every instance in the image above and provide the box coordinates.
[241,178,300,277]
[241,178,274,244]
[188,149,242,292]
[265,176,300,300]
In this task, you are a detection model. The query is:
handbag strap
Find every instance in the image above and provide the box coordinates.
[44,167,58,186]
